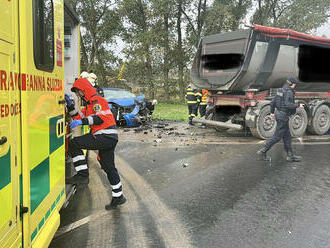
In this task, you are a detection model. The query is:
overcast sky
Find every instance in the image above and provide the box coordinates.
[316,19,330,37]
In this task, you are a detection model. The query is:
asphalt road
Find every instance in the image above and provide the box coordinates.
[50,124,330,248]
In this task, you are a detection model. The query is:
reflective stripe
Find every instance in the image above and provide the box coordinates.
[111,182,122,190]
[187,101,197,104]
[78,110,85,118]
[76,164,88,171]
[95,110,112,116]
[186,92,195,95]
[112,191,123,197]
[87,116,94,125]
[93,129,118,135]
[69,109,78,116]
[72,155,86,163]
[200,103,207,105]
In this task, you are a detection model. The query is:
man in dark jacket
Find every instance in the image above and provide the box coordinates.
[257,77,304,162]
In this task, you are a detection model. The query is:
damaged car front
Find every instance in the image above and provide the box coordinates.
[103,88,157,127]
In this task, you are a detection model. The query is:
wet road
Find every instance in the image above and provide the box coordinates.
[50,130,330,248]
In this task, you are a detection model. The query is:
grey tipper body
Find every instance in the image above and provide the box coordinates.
[191,27,330,92]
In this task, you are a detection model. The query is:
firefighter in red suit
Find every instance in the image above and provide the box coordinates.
[65,78,126,210]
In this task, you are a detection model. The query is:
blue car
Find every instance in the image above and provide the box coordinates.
[103,88,157,127]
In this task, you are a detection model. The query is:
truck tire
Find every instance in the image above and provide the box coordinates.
[307,104,330,135]
[250,106,276,139]
[289,107,307,137]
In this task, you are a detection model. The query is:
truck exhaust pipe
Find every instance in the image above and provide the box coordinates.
[192,118,243,130]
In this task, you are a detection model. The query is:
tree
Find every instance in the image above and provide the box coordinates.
[205,0,251,35]
[118,0,157,97]
[67,0,122,86]
[251,0,330,33]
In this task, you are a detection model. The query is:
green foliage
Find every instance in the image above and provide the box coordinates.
[67,0,123,85]
[152,103,188,121]
[205,0,252,35]
[251,0,330,33]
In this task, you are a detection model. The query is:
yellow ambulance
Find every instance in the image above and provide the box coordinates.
[0,1,80,247]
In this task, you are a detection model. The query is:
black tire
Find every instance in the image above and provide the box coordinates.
[250,105,276,139]
[307,104,330,135]
[289,107,308,137]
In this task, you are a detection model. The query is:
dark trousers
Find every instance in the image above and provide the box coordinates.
[188,104,198,122]
[199,104,207,117]
[69,133,122,194]
[264,113,292,153]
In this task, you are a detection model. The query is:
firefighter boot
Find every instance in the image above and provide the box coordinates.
[286,152,302,162]
[66,174,89,185]
[105,195,127,210]
[257,147,271,161]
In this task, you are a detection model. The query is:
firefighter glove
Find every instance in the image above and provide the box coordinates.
[65,94,74,107]
[70,119,82,129]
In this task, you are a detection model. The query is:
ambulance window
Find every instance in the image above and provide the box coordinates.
[33,0,54,72]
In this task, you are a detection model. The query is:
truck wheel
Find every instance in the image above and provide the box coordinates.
[289,108,307,137]
[250,106,276,139]
[307,104,330,135]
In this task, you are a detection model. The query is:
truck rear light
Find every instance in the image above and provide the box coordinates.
[207,97,213,104]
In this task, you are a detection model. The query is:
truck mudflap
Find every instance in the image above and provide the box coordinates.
[192,118,243,130]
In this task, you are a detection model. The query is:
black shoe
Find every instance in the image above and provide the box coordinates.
[105,195,127,210]
[257,148,271,161]
[189,121,194,126]
[286,152,302,162]
[66,174,89,185]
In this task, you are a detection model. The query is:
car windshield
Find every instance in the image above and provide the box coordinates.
[103,89,136,101]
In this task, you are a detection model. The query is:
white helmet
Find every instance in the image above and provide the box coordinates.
[88,73,97,86]
[152,99,158,105]
[80,71,89,78]
[88,73,97,81]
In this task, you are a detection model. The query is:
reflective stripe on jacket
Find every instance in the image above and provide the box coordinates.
[185,87,199,104]
[200,89,210,105]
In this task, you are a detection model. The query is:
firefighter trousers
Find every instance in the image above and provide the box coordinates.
[69,133,123,197]
[199,104,207,118]
[188,103,198,122]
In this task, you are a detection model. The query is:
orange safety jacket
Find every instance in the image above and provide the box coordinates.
[69,78,117,136]
[200,89,210,105]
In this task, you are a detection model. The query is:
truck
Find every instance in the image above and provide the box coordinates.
[191,24,330,139]
[0,1,80,248]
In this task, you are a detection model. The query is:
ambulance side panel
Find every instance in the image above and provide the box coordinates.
[0,0,22,247]
[19,1,66,247]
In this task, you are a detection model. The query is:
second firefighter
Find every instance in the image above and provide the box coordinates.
[185,85,200,125]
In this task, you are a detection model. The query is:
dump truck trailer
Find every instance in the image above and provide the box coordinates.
[191,25,330,139]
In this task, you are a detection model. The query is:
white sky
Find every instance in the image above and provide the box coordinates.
[316,19,330,37]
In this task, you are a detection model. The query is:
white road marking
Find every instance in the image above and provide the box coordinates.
[116,156,194,248]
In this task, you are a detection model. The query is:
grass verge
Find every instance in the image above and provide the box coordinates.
[152,103,188,121]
